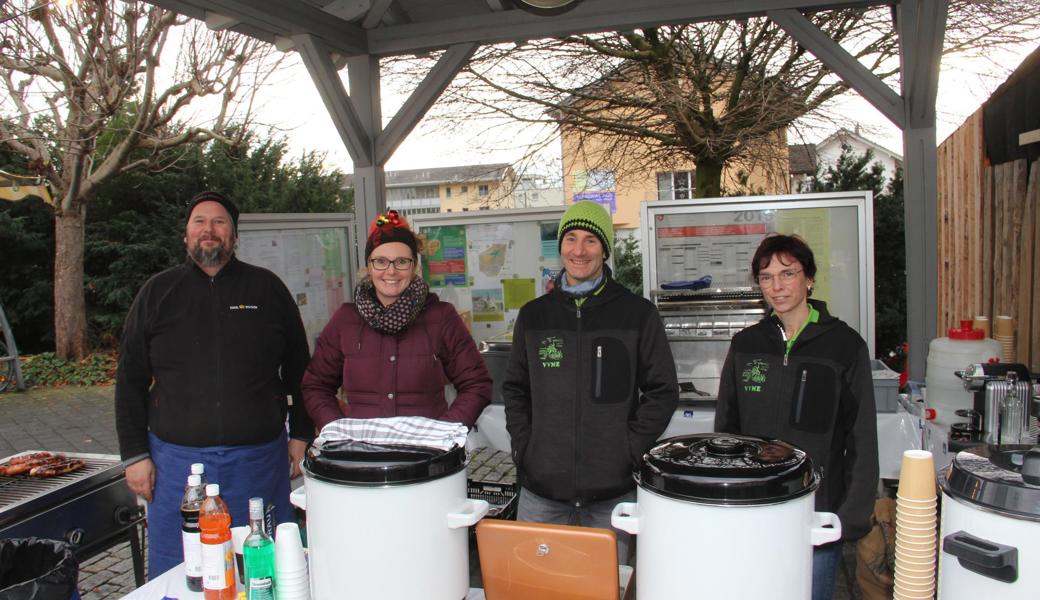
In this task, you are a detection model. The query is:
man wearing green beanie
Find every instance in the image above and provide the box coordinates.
[503,200,679,564]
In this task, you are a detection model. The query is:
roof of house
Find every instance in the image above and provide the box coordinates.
[817,128,903,164]
[787,144,818,175]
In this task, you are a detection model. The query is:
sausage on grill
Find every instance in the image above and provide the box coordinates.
[0,454,67,476]
[29,459,85,478]
[8,452,55,465]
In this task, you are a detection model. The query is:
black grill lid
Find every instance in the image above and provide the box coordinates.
[637,434,818,505]
[303,439,466,486]
[940,444,1040,522]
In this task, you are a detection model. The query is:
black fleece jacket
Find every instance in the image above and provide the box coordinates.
[715,299,879,540]
[503,269,679,504]
[115,256,314,461]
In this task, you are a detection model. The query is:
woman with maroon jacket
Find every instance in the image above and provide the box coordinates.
[302,211,492,431]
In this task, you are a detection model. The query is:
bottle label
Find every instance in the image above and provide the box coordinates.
[248,576,275,600]
[201,540,232,590]
[182,530,202,577]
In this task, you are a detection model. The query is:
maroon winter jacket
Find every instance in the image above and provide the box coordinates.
[302,294,492,430]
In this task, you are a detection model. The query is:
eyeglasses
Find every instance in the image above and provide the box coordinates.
[369,257,415,271]
[756,269,803,286]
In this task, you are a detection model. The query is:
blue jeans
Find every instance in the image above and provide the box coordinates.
[812,541,843,600]
[516,487,635,565]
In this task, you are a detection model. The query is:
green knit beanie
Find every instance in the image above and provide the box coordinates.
[558,200,614,259]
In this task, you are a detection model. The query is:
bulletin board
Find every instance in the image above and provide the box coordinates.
[410,207,567,344]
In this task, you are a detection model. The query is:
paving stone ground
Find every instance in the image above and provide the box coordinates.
[1,386,862,599]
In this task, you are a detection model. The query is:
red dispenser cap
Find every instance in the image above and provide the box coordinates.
[948,320,984,340]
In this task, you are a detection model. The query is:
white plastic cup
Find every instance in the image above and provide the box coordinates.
[275,522,307,571]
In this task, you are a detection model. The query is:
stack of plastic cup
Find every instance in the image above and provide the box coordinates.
[275,522,310,600]
[993,315,1015,361]
[894,450,938,599]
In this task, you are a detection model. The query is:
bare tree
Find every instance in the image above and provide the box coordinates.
[394,2,1039,199]
[0,0,281,358]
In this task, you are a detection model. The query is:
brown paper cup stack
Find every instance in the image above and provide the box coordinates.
[894,450,938,599]
[972,316,990,338]
[993,315,1015,362]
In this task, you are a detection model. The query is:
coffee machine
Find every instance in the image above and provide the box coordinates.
[951,363,1037,451]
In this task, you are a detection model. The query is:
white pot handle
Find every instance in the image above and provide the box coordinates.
[446,498,490,529]
[810,511,842,546]
[289,487,306,511]
[611,502,641,535]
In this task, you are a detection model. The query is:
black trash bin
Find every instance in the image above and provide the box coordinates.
[0,538,79,600]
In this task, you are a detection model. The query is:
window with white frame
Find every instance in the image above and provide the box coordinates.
[656,171,694,200]
[478,184,489,197]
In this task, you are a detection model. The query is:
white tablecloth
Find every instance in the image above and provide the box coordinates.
[119,563,486,599]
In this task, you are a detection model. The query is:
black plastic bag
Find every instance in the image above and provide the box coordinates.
[0,538,79,600]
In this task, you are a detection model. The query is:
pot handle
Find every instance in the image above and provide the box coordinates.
[611,502,640,535]
[446,498,490,529]
[289,486,306,511]
[942,530,1018,583]
[810,512,841,546]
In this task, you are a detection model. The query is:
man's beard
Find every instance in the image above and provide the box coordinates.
[189,240,232,268]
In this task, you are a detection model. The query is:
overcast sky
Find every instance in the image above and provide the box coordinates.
[255,41,1037,175]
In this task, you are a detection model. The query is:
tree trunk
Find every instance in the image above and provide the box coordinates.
[694,157,724,198]
[54,202,88,360]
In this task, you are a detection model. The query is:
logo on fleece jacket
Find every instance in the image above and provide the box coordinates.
[741,358,769,392]
[538,336,564,368]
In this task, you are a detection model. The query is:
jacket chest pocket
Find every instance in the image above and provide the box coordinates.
[788,362,840,434]
[589,337,632,404]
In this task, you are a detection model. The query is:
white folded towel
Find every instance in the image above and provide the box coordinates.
[317,416,469,451]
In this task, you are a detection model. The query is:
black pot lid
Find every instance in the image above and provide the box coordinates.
[637,434,818,505]
[940,444,1040,522]
[303,439,466,486]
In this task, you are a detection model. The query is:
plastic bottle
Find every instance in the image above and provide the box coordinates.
[181,473,206,592]
[200,483,235,600]
[243,497,276,600]
[191,462,206,482]
[925,320,1002,428]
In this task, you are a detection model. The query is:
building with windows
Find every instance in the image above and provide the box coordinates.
[560,130,788,233]
[344,164,516,217]
[513,173,565,208]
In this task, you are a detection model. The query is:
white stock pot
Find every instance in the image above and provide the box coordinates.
[292,439,488,600]
[612,434,841,600]
[938,444,1040,599]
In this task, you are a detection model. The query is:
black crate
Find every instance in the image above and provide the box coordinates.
[467,479,519,520]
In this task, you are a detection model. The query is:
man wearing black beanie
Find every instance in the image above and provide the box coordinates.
[115,191,314,579]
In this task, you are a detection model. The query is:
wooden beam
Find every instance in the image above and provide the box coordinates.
[149,0,368,56]
[769,9,904,129]
[900,0,947,127]
[377,43,477,165]
[367,0,889,56]
[1020,129,1040,146]
[294,34,374,166]
[363,0,395,29]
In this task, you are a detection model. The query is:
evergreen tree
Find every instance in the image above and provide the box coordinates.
[1,131,347,351]
[809,144,906,357]
[612,236,643,296]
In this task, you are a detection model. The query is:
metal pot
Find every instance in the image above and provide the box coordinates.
[293,439,488,600]
[611,434,841,599]
[938,444,1040,598]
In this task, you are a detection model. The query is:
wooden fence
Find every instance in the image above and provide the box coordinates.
[937,109,1040,372]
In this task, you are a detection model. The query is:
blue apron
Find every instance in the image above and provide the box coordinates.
[146,432,294,578]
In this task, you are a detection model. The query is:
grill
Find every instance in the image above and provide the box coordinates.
[0,451,145,586]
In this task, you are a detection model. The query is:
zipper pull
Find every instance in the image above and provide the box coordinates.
[784,353,788,366]
[576,305,581,319]
[597,345,602,359]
